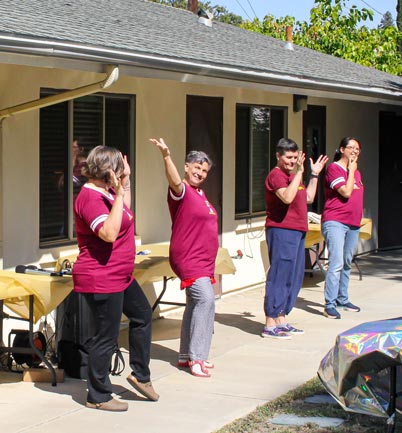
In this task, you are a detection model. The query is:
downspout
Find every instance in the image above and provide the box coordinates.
[0,64,119,120]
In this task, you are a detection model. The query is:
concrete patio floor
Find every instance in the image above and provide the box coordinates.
[1,250,401,433]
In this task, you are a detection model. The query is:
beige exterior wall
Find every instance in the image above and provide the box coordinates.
[308,96,379,251]
[0,64,380,314]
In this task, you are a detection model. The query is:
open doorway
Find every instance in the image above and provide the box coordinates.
[303,105,326,213]
[378,111,402,249]
[186,95,223,296]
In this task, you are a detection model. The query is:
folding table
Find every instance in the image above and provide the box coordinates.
[0,271,73,385]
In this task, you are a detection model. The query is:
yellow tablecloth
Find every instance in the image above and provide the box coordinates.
[305,218,372,249]
[135,244,236,285]
[306,223,323,249]
[359,217,373,240]
[56,244,236,286]
[0,271,73,323]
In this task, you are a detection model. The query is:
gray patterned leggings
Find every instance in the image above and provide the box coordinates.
[179,277,215,361]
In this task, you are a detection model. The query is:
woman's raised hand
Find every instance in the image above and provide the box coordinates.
[122,154,131,178]
[108,169,124,197]
[118,153,131,194]
[347,154,358,172]
[150,138,170,158]
[310,154,329,175]
[296,151,306,173]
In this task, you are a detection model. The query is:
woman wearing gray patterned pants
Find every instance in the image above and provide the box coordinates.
[151,138,218,378]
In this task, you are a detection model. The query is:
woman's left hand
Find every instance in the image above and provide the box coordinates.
[310,154,329,175]
[109,170,125,197]
[122,154,131,177]
[119,154,131,190]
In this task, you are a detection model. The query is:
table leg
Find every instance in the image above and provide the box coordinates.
[151,277,186,312]
[352,256,363,280]
[305,244,326,276]
[0,299,4,346]
[27,296,57,386]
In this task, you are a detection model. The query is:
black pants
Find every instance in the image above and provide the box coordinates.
[83,279,152,404]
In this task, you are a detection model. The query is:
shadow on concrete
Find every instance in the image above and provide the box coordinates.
[295,297,325,316]
[214,311,262,335]
[353,250,402,280]
[33,376,87,405]
[151,342,180,368]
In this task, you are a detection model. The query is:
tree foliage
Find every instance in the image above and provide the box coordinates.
[150,0,402,76]
[380,11,394,29]
[397,0,402,53]
[242,0,402,76]
[147,0,242,25]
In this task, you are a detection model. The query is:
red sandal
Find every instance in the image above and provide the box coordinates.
[178,359,214,369]
[189,360,211,378]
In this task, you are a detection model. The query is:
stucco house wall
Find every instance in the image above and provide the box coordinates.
[0,63,381,310]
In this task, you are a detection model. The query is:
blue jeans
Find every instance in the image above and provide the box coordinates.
[322,221,360,310]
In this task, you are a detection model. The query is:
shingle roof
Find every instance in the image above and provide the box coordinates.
[1,0,401,100]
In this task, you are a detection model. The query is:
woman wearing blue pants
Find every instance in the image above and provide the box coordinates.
[263,138,328,339]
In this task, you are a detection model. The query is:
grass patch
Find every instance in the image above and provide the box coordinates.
[214,377,401,433]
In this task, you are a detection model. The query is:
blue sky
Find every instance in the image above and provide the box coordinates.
[214,0,398,28]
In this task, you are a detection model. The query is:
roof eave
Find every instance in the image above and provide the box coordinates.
[1,34,402,105]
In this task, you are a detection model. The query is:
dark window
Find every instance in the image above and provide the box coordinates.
[39,92,134,246]
[235,105,286,218]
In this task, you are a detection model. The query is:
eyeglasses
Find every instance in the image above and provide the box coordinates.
[345,146,360,153]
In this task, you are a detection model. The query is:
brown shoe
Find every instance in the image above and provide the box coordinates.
[86,398,128,412]
[127,374,159,401]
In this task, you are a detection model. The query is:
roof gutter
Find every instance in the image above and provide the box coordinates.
[0,34,401,103]
[0,63,119,120]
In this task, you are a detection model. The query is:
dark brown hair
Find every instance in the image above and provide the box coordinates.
[334,137,361,162]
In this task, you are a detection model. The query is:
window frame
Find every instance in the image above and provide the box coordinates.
[235,103,288,220]
[39,91,135,248]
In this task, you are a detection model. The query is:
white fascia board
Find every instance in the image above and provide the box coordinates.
[1,35,402,105]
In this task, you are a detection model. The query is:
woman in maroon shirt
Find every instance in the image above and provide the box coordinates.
[74,146,158,411]
[151,137,218,378]
[321,137,364,319]
[263,138,327,339]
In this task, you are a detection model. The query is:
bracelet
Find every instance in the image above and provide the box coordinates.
[123,182,131,191]
[310,173,319,178]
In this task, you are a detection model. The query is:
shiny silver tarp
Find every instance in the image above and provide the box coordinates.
[318,317,402,418]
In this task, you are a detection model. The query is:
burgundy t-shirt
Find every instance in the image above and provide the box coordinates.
[73,185,135,293]
[265,167,308,232]
[322,162,364,227]
[168,183,218,281]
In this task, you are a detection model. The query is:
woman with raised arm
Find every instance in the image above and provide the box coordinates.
[322,137,364,319]
[150,138,218,378]
[73,145,158,411]
[262,138,328,339]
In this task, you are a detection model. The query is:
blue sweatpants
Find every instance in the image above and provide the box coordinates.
[264,227,306,318]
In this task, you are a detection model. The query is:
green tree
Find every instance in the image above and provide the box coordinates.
[148,0,242,25]
[379,11,394,29]
[242,0,402,76]
[397,0,402,53]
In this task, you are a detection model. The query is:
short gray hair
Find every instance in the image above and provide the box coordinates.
[276,138,299,155]
[185,150,213,168]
